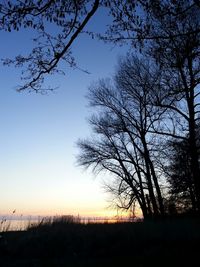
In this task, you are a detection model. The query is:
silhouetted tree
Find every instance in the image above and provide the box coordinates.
[115,55,166,216]
[113,2,200,214]
[1,1,199,92]
[77,116,150,218]
[0,0,100,92]
[147,4,200,213]
[77,55,166,218]
[108,0,200,214]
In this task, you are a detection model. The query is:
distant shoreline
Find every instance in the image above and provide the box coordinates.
[0,215,139,231]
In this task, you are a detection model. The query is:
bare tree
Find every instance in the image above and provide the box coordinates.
[77,55,166,218]
[0,0,100,92]
[147,5,200,213]
[77,118,150,218]
[106,0,200,214]
[115,55,167,216]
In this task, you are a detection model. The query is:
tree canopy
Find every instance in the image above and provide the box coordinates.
[1,0,199,92]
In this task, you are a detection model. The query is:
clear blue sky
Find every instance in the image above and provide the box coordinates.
[0,8,128,217]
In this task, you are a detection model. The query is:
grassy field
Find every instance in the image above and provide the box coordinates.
[0,217,199,267]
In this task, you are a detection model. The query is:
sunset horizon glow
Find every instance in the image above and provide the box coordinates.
[0,9,130,219]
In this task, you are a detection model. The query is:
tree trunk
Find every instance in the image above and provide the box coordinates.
[141,135,161,217]
[148,159,165,216]
[143,150,160,216]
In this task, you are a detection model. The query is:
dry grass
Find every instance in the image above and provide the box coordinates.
[0,216,199,266]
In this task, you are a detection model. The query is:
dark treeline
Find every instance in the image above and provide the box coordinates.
[77,2,200,219]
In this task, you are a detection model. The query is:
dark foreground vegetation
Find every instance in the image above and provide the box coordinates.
[0,216,200,267]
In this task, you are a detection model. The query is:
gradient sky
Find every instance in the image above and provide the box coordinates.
[0,8,128,217]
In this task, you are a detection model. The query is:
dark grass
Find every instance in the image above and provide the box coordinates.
[0,217,200,267]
